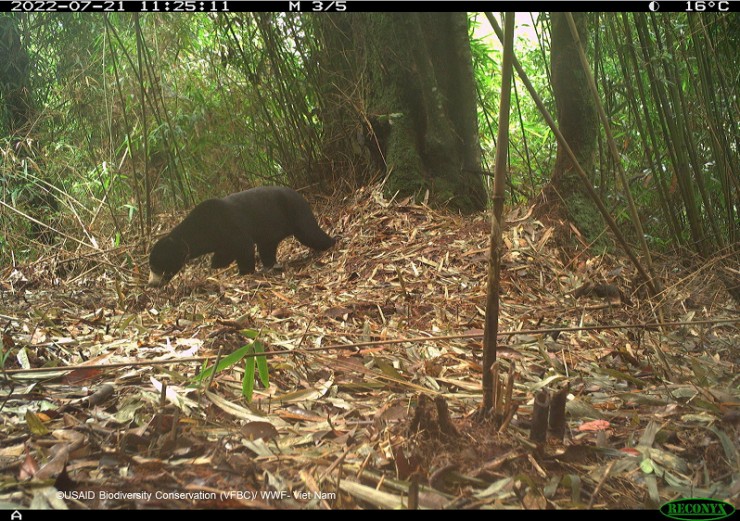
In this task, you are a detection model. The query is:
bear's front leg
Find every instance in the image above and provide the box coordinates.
[257,241,279,271]
[235,240,256,275]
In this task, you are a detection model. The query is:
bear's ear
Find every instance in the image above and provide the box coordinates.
[158,236,189,261]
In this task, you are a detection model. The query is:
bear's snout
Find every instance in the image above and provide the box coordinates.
[148,270,168,287]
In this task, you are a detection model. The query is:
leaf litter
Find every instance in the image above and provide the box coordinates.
[0,185,738,509]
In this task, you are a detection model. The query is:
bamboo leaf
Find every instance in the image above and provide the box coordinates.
[243,352,256,402]
[192,343,252,384]
[252,340,270,388]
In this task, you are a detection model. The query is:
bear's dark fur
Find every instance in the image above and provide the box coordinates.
[148,186,335,286]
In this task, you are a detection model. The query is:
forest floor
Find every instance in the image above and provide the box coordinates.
[1,185,738,510]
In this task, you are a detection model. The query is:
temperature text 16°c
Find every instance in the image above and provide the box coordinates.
[686,1,731,11]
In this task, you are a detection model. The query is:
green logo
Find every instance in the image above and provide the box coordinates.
[660,498,735,521]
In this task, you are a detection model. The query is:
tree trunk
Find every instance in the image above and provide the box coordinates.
[314,13,486,213]
[543,13,601,241]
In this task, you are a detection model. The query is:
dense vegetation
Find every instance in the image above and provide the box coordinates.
[0,11,737,278]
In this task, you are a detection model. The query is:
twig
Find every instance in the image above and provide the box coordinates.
[2,318,736,377]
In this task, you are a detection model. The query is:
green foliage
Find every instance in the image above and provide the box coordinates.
[467,12,737,254]
[0,334,11,370]
[191,329,269,403]
[242,340,269,403]
[1,12,332,266]
[468,13,556,201]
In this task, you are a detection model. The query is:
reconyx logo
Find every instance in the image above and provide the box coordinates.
[660,498,735,521]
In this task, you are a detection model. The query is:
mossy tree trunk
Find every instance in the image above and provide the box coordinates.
[314,13,486,214]
[544,13,601,240]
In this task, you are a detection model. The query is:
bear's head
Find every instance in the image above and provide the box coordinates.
[148,236,189,287]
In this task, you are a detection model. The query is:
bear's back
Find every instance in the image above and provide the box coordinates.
[222,186,311,243]
[176,198,230,235]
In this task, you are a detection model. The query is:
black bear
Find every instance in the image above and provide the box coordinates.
[148,186,335,286]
